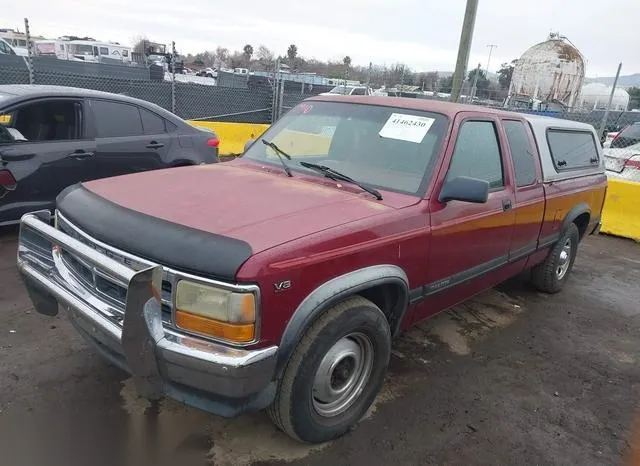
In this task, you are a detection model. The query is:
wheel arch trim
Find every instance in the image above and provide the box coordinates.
[274,265,409,380]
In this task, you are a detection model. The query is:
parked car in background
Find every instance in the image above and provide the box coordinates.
[17,96,606,444]
[321,85,372,96]
[0,38,27,57]
[608,122,640,149]
[604,141,640,182]
[0,84,219,226]
[602,131,619,148]
[196,67,217,78]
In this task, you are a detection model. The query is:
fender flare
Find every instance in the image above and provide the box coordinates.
[560,202,591,234]
[274,265,409,380]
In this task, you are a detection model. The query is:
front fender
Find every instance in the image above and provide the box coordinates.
[274,264,409,380]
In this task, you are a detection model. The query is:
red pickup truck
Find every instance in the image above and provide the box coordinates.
[17,96,607,443]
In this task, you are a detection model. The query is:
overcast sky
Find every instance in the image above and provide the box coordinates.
[6,0,639,77]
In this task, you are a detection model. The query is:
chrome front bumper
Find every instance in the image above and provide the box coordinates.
[17,212,278,416]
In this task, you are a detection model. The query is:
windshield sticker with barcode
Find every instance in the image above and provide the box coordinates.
[379,113,435,143]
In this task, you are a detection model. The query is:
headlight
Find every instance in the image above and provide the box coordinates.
[174,280,256,344]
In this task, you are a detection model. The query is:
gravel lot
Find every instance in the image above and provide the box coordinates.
[1,226,639,466]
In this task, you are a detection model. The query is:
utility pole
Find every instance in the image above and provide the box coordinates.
[469,62,481,103]
[486,44,497,74]
[598,62,623,139]
[450,0,479,103]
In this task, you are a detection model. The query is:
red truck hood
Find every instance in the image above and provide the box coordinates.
[82,162,413,253]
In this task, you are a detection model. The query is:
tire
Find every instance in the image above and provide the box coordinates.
[268,296,391,443]
[531,222,580,293]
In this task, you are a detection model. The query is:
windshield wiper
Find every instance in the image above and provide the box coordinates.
[299,161,383,200]
[262,139,292,177]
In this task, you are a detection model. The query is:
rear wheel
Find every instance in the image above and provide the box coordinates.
[268,296,391,443]
[531,222,580,293]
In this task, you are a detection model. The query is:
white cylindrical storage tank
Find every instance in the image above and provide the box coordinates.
[509,34,585,109]
[579,83,629,111]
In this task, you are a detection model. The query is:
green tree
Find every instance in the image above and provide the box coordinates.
[497,60,517,90]
[287,44,298,64]
[439,75,454,92]
[343,56,352,68]
[628,87,640,110]
[468,68,490,93]
[243,44,253,63]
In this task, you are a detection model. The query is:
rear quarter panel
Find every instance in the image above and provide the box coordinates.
[538,174,607,242]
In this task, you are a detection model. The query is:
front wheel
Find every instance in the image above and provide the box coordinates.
[268,296,391,443]
[531,222,580,293]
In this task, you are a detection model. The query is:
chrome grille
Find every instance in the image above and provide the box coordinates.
[56,213,174,326]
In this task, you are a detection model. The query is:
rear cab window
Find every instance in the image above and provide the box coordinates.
[547,129,599,170]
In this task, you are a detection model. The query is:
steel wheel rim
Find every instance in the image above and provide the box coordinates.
[556,238,572,279]
[312,332,374,418]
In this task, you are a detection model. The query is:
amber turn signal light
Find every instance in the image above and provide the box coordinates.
[175,310,255,343]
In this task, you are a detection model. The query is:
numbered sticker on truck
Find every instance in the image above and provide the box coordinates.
[379,113,435,144]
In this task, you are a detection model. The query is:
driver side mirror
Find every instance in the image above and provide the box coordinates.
[244,138,255,154]
[438,176,489,204]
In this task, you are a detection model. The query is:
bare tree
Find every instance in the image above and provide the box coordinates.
[132,35,148,55]
[256,45,274,70]
[214,46,229,68]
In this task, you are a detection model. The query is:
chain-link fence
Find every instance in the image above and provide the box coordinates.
[2,19,639,134]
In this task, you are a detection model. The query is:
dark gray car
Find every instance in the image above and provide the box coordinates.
[0,85,219,226]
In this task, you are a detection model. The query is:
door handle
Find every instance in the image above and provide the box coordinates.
[146,142,165,149]
[68,150,94,159]
[502,199,512,211]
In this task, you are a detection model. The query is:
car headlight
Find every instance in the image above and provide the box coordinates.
[175,280,257,344]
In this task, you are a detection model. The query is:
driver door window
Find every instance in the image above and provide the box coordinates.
[446,120,504,189]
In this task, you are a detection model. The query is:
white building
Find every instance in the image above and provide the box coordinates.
[579,82,629,111]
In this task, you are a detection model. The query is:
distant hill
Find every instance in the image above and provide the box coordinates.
[585,73,640,88]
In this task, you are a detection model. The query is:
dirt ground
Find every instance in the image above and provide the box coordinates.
[1,226,639,466]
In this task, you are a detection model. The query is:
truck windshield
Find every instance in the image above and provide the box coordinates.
[243,101,448,196]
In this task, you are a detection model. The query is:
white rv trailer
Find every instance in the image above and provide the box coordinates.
[63,40,132,63]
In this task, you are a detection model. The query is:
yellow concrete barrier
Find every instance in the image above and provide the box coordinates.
[188,121,269,156]
[601,178,640,242]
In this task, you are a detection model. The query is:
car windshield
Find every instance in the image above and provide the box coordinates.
[329,86,355,95]
[243,101,448,196]
[611,123,640,149]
